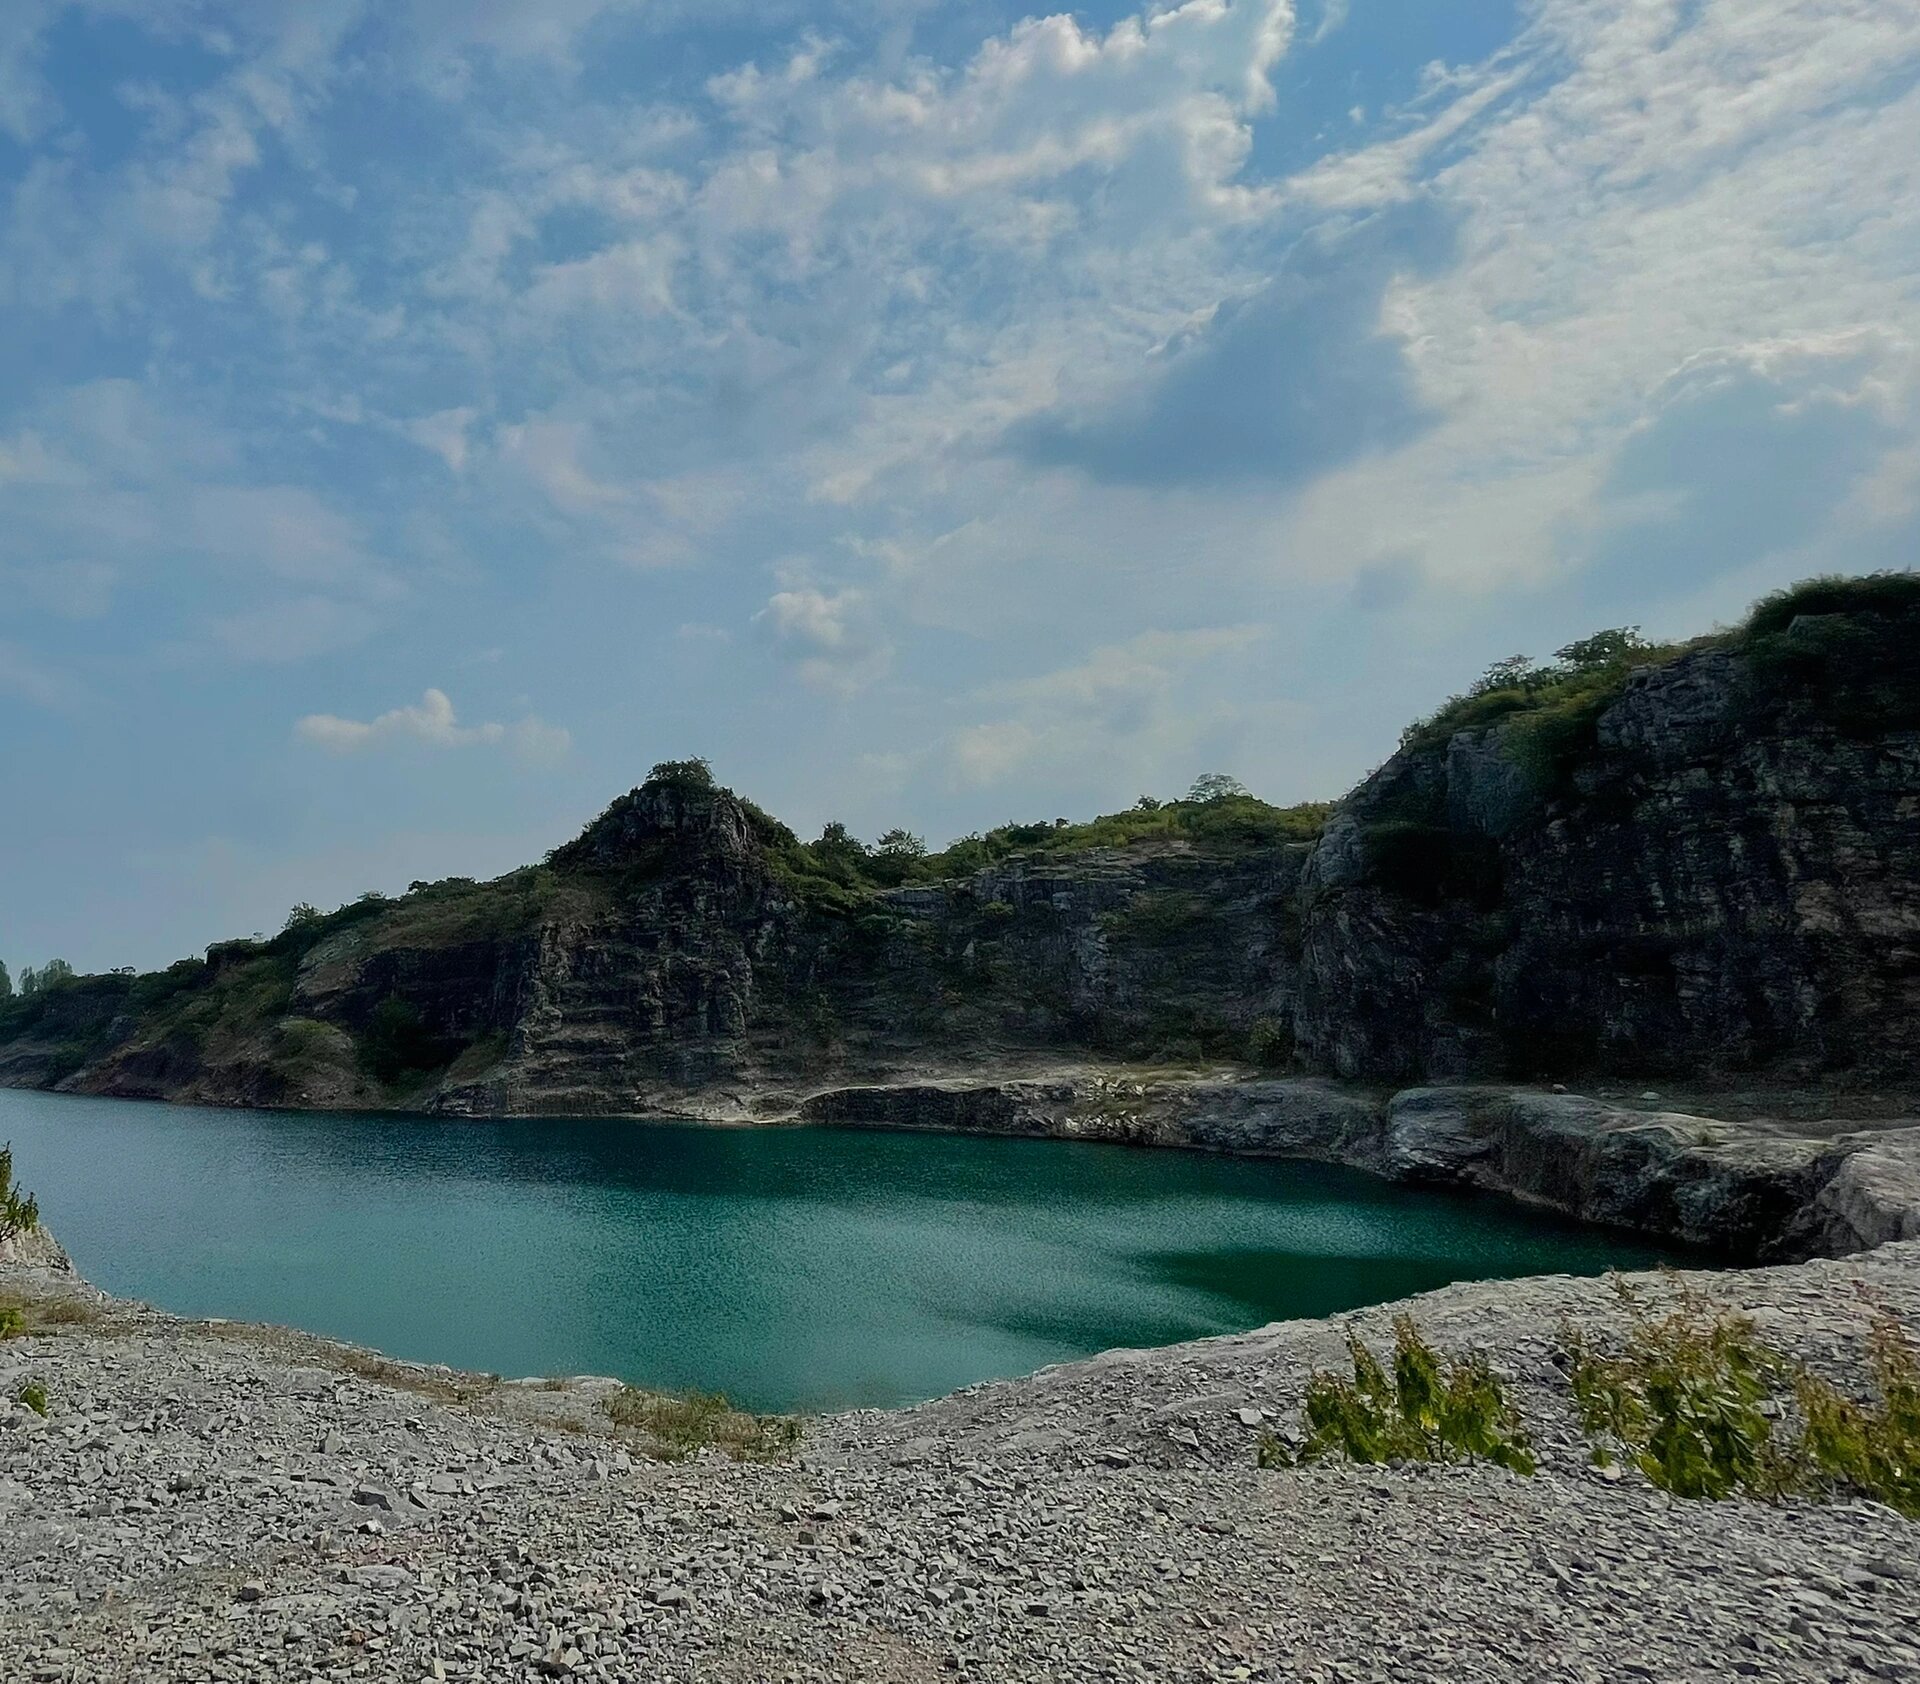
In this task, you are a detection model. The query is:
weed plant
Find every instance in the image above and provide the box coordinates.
[1258,1316,1535,1475]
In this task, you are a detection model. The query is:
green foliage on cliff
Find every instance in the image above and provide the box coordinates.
[1399,624,1682,772]
[1739,570,1920,734]
[361,996,459,1085]
[1398,571,1920,789]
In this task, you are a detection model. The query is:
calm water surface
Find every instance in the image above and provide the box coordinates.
[0,1088,1684,1411]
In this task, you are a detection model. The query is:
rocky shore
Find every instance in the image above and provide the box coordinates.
[792,1072,1920,1262]
[4,1233,1920,1684]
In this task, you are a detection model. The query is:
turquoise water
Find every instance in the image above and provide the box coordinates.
[0,1088,1685,1411]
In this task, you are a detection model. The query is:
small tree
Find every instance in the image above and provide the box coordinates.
[0,1144,38,1244]
[1554,627,1648,671]
[284,903,323,934]
[875,828,926,860]
[17,967,35,998]
[1471,655,1542,695]
[648,758,715,790]
[1133,795,1162,812]
[0,960,11,1002]
[1187,773,1248,804]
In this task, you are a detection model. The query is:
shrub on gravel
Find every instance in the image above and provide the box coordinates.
[16,1378,49,1416]
[1258,1316,1535,1475]
[1567,1283,1920,1516]
[0,1142,39,1243]
[604,1386,802,1462]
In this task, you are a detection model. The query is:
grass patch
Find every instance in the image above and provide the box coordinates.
[330,1348,502,1407]
[1258,1316,1535,1475]
[0,1293,102,1338]
[603,1386,803,1462]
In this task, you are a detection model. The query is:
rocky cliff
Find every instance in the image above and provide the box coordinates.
[1296,580,1920,1082]
[2,573,1915,1114]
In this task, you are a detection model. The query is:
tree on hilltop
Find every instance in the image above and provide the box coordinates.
[1186,773,1248,804]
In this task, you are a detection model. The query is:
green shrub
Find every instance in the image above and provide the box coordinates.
[17,1378,48,1416]
[1794,1314,1920,1517]
[1567,1291,1790,1500]
[1566,1287,1920,1515]
[0,1144,38,1243]
[0,1308,24,1339]
[1246,1017,1294,1068]
[1259,1317,1535,1475]
[1742,570,1920,638]
[603,1386,802,1462]
[360,996,455,1084]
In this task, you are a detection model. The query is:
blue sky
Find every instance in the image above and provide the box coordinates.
[3,0,1918,974]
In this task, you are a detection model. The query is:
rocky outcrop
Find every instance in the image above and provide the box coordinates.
[1296,628,1920,1083]
[791,1072,1920,1262]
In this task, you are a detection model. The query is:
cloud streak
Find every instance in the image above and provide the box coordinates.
[295,690,570,761]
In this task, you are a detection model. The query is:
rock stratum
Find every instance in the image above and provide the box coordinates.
[2,573,1917,1248]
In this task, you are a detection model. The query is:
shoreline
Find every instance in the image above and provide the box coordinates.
[11,1065,1919,1262]
[5,1234,1919,1681]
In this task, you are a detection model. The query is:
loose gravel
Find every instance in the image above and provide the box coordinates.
[3,1243,1918,1683]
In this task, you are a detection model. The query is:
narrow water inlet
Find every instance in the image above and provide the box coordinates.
[1,1086,1691,1413]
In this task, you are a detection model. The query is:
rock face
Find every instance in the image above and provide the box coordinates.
[3,584,1916,1114]
[795,1073,1920,1262]
[1295,632,1920,1082]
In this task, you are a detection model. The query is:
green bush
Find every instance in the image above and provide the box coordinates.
[1259,1317,1535,1475]
[0,1144,38,1243]
[1797,1314,1920,1517]
[17,1378,48,1416]
[1246,1017,1294,1068]
[1742,570,1920,638]
[1568,1293,1790,1501]
[1567,1286,1920,1515]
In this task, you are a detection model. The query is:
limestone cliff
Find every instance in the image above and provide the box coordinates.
[1295,581,1920,1082]
[1,573,1915,1111]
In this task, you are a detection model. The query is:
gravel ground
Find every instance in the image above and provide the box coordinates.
[3,1244,1919,1684]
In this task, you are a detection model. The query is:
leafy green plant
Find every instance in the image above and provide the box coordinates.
[1567,1289,1790,1500]
[0,1307,24,1339]
[1245,1017,1294,1068]
[1566,1287,1920,1515]
[0,1144,39,1243]
[17,1378,49,1416]
[603,1386,802,1462]
[1260,1317,1534,1475]
[1795,1313,1920,1518]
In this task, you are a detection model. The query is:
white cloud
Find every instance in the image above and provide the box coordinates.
[757,586,892,695]
[404,407,479,474]
[295,689,571,761]
[948,625,1264,788]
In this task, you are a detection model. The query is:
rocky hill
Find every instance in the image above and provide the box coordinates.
[2,573,1916,1115]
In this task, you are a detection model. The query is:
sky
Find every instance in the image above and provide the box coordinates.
[2,0,1918,975]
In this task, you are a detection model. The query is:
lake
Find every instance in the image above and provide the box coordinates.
[0,1088,1684,1412]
